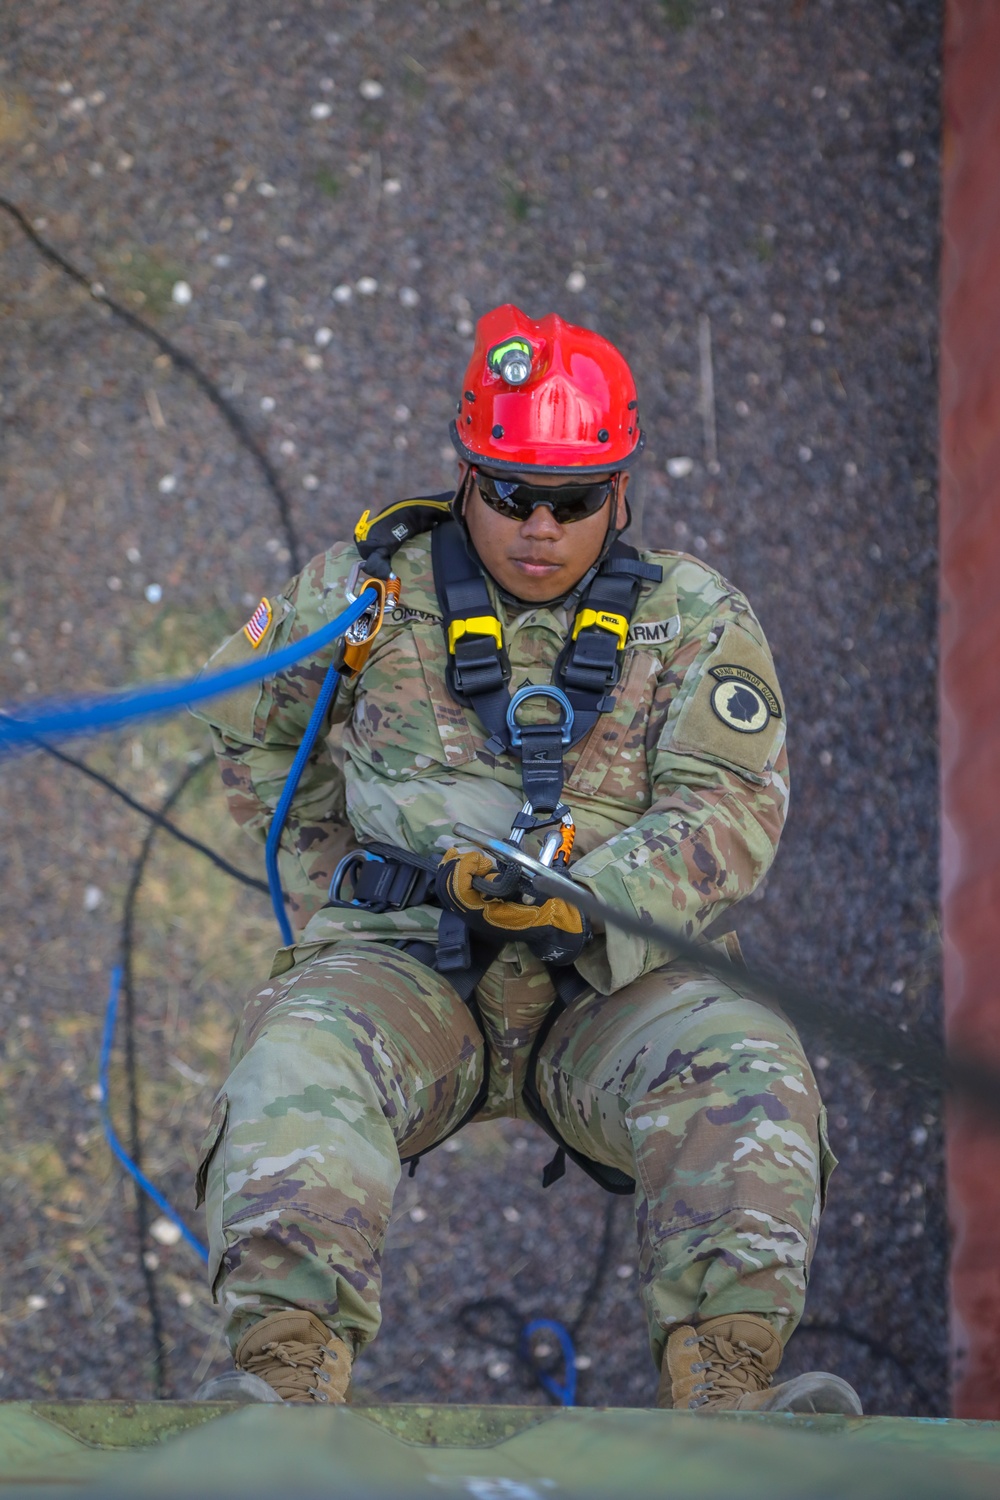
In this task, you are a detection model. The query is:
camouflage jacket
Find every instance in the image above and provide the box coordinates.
[194,528,788,993]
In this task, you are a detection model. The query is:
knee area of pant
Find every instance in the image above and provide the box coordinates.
[246,1001,389,1056]
[622,1039,816,1115]
[697,1026,816,1090]
[230,1018,402,1107]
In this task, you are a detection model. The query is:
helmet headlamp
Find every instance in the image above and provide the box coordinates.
[488,337,533,387]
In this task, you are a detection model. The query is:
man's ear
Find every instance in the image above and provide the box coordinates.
[614,472,630,529]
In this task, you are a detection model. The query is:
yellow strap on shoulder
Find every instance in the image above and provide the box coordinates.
[447,615,504,654]
[571,608,629,651]
[354,497,453,545]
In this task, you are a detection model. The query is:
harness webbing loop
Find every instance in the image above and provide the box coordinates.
[326,503,663,1193]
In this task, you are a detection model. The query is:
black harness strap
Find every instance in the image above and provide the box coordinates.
[432,522,513,751]
[400,974,495,1178]
[337,505,661,1194]
[556,559,659,713]
[432,518,661,766]
[521,990,636,1196]
[326,842,505,1004]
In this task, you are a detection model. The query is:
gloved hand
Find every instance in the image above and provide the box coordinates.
[435,847,590,967]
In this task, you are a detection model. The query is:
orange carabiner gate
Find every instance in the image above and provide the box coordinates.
[341,575,392,678]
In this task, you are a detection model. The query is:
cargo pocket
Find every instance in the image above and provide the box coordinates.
[817,1104,837,1212]
[195,1093,229,1301]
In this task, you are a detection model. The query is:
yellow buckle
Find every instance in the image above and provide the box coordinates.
[571,608,628,651]
[447,615,504,654]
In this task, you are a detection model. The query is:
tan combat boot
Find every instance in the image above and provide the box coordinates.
[659,1313,863,1414]
[194,1309,353,1404]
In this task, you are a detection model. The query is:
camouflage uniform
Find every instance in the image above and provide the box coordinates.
[194,530,832,1376]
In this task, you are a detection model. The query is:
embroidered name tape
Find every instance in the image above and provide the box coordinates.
[243,597,273,648]
[628,616,681,646]
[389,606,442,626]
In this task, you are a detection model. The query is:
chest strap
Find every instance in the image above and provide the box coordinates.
[431,520,661,812]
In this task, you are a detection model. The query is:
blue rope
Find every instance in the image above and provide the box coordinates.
[24,591,391,1267]
[521,1317,578,1406]
[0,593,371,752]
[100,965,209,1264]
[81,596,376,1259]
[265,657,343,945]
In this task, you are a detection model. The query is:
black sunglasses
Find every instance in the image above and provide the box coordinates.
[473,467,617,525]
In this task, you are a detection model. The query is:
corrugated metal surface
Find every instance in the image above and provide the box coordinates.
[940,0,1000,1422]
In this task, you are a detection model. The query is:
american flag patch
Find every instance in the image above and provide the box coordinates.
[243,597,272,648]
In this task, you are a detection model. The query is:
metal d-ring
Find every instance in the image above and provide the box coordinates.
[328,849,382,906]
[505,685,576,749]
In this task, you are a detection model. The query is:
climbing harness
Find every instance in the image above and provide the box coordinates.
[283,496,664,1192]
[430,515,661,858]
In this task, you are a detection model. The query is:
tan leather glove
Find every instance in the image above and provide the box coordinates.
[435,848,589,967]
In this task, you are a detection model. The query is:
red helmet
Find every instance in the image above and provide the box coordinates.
[449,304,645,476]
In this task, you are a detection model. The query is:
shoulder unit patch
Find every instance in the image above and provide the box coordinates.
[708,664,781,735]
[666,620,786,780]
[243,597,273,648]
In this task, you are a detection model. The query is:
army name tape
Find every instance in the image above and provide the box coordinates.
[627,616,681,646]
[708,663,781,735]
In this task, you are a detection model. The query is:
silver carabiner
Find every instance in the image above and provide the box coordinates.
[506,800,576,869]
[344,562,384,645]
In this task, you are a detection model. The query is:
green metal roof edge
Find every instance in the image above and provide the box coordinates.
[2,1401,1000,1499]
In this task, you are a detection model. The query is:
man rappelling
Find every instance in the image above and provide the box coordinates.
[192,304,861,1414]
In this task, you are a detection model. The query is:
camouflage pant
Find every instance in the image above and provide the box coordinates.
[197,939,833,1374]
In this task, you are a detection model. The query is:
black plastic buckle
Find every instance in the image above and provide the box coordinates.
[451,636,509,697]
[435,910,472,972]
[562,628,621,694]
[328,852,432,913]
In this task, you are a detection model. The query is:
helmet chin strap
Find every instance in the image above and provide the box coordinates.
[452,472,632,610]
[565,488,631,610]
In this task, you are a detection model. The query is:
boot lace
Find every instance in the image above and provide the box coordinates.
[241,1335,344,1403]
[687,1332,768,1408]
